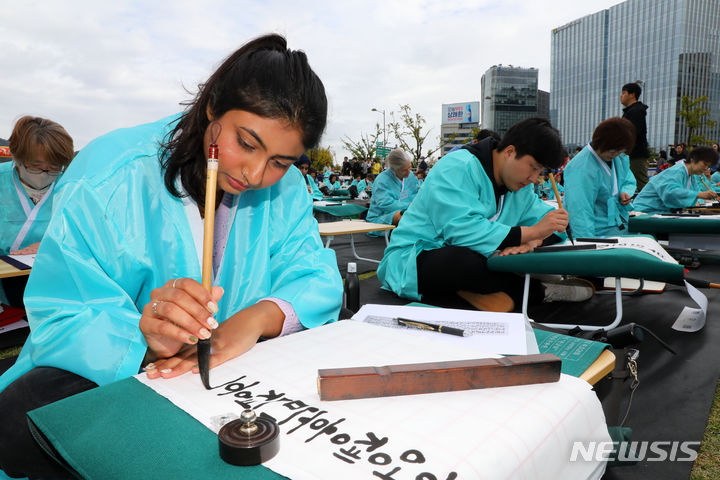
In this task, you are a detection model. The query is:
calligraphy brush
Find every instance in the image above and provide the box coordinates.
[699,177,719,200]
[685,276,720,290]
[548,172,575,245]
[198,122,222,390]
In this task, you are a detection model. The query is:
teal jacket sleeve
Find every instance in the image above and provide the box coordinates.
[22,181,150,387]
[564,163,601,237]
[620,156,637,197]
[711,171,720,186]
[657,175,701,208]
[423,162,513,257]
[307,174,323,200]
[367,173,402,224]
[266,179,342,328]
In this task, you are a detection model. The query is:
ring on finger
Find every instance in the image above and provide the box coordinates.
[151,300,161,316]
[172,278,179,289]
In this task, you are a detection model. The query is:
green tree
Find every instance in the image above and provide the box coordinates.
[387,105,435,164]
[306,146,334,171]
[341,123,382,160]
[677,95,717,146]
[387,105,460,164]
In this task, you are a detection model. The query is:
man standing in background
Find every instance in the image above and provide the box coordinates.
[621,82,650,191]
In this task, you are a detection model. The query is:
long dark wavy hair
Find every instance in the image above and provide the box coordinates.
[160,34,327,206]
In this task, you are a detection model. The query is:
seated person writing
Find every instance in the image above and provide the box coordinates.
[377,118,594,313]
[325,173,341,192]
[366,148,419,227]
[294,154,323,200]
[563,117,637,237]
[534,170,562,200]
[633,146,719,214]
[0,116,74,307]
[0,34,342,479]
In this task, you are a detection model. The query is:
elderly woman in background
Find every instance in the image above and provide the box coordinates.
[0,116,74,306]
[366,148,419,227]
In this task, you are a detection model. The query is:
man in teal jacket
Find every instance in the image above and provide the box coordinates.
[378,118,593,312]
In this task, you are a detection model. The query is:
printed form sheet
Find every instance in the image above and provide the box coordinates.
[138,321,609,480]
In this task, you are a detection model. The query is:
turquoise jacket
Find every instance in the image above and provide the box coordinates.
[377,149,556,301]
[366,169,419,225]
[634,163,701,214]
[564,145,636,237]
[304,173,323,200]
[0,116,342,392]
[534,179,562,200]
[0,162,62,305]
[711,171,720,186]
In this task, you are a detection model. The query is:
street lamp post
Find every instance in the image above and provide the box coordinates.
[371,108,386,147]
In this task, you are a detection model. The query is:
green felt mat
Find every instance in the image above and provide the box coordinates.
[488,248,685,284]
[629,215,720,234]
[29,378,286,480]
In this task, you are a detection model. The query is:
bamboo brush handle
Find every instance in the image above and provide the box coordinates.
[202,160,218,292]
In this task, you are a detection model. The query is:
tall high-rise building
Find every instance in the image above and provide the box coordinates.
[537,90,550,121]
[481,65,539,138]
[551,0,720,151]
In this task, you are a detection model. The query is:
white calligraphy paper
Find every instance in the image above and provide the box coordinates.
[137,321,609,480]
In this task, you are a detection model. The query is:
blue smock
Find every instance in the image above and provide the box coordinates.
[378,149,557,301]
[633,163,702,214]
[327,180,341,191]
[563,145,637,237]
[712,171,720,185]
[304,173,323,200]
[534,179,562,200]
[0,115,342,392]
[366,169,419,225]
[356,179,367,192]
[0,162,61,304]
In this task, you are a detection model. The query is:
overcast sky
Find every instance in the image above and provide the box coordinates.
[1,0,622,161]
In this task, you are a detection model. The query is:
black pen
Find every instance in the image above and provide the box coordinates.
[395,318,467,337]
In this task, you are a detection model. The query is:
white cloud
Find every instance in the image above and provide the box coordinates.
[0,0,622,159]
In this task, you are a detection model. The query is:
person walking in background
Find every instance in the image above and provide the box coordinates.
[621,82,650,191]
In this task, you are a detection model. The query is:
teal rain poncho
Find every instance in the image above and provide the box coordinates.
[0,115,342,392]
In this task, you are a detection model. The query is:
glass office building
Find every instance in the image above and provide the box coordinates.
[551,0,720,151]
[481,66,539,138]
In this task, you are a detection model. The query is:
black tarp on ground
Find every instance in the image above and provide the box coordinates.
[331,234,720,480]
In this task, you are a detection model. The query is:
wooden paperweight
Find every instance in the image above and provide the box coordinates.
[317,353,562,401]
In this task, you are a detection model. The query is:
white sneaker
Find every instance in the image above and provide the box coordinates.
[542,277,595,303]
